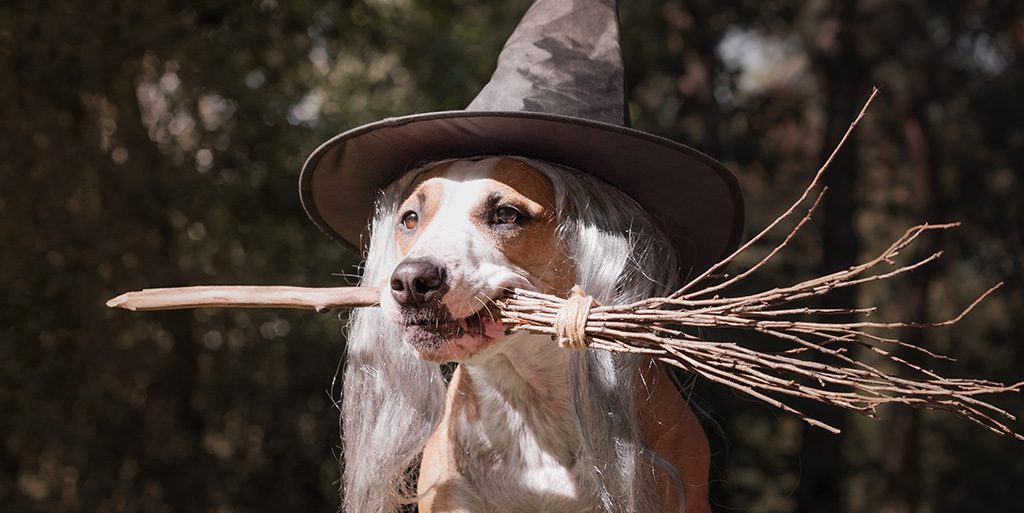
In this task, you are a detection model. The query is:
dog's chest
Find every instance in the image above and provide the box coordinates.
[427,361,597,513]
[447,406,593,513]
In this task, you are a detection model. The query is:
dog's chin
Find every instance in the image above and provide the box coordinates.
[402,314,505,362]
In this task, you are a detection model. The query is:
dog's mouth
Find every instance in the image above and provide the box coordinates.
[399,302,505,360]
[404,312,491,336]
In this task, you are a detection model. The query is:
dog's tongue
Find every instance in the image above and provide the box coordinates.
[482,318,504,338]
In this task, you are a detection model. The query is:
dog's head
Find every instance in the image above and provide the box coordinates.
[378,157,575,362]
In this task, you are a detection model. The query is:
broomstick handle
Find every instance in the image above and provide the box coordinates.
[106,286,381,313]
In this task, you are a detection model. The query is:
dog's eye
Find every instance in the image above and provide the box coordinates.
[492,206,521,225]
[400,211,419,230]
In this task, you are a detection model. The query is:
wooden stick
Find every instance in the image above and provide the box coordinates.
[106,286,381,313]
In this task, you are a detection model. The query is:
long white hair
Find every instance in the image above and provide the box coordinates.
[340,156,683,513]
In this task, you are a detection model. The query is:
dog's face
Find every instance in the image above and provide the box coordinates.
[378,157,575,362]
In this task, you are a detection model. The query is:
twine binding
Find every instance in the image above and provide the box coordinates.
[554,285,596,349]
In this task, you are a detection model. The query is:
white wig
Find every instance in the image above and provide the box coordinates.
[340,156,683,513]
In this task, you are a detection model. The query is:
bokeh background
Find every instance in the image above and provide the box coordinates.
[2,1,1022,512]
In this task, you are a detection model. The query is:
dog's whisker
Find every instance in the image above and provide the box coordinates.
[473,293,498,320]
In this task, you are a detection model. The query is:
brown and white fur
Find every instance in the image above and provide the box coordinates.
[342,156,710,513]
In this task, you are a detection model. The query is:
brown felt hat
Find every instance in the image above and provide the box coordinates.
[300,0,744,274]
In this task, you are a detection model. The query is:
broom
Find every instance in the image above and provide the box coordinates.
[107,88,1023,438]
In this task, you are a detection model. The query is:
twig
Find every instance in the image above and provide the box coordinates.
[668,86,880,300]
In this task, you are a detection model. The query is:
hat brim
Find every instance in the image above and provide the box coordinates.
[300,111,744,275]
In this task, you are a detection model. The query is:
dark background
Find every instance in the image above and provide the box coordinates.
[2,1,1022,512]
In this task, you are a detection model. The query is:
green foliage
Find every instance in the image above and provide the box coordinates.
[1,1,1020,512]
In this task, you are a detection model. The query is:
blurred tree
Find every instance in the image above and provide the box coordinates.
[1,0,1021,512]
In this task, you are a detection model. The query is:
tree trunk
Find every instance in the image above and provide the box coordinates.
[674,0,722,156]
[877,108,939,513]
[798,2,866,512]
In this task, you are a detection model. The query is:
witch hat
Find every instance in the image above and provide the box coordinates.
[300,0,743,274]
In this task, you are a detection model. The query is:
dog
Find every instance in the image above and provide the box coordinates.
[342,156,710,513]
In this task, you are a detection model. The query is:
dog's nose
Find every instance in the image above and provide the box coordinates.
[390,258,448,306]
